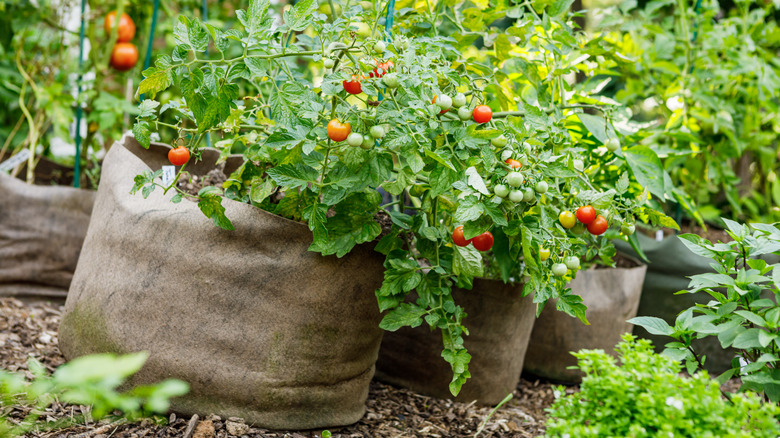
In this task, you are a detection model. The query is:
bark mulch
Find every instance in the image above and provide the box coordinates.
[0,298,561,438]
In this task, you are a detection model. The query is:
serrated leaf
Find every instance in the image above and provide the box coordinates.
[453,245,484,277]
[379,303,426,331]
[465,167,490,195]
[197,189,235,230]
[266,164,318,188]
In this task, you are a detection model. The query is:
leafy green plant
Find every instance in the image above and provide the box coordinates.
[596,0,780,224]
[0,352,189,437]
[131,0,677,395]
[631,219,780,401]
[545,334,780,438]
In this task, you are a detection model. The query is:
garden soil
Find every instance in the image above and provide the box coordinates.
[0,172,95,301]
[1,297,557,437]
[58,136,387,430]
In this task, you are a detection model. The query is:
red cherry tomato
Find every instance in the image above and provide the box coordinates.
[472,105,493,124]
[505,158,522,169]
[110,42,139,71]
[327,119,351,142]
[168,146,190,166]
[452,226,472,247]
[576,205,597,224]
[587,215,609,235]
[343,75,363,94]
[370,60,395,78]
[104,11,136,42]
[471,231,494,251]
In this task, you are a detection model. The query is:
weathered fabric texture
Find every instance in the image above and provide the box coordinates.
[59,136,386,430]
[0,172,95,300]
[524,263,647,383]
[374,279,536,405]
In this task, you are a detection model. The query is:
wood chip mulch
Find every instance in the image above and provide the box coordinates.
[0,298,560,438]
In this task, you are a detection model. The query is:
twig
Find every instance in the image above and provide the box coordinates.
[474,393,513,437]
[182,414,199,438]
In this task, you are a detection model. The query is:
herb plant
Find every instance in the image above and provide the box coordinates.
[131,0,676,394]
[631,219,780,402]
[545,334,780,438]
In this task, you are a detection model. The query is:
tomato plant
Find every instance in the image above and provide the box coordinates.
[130,0,678,396]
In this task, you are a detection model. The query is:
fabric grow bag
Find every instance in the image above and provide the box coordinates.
[0,172,95,300]
[58,135,386,430]
[374,278,536,405]
[523,261,647,383]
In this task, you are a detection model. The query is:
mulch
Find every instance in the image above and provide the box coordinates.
[0,298,561,438]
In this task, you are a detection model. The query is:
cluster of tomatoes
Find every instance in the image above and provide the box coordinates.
[558,205,608,236]
[452,226,494,252]
[105,11,138,72]
[539,247,580,277]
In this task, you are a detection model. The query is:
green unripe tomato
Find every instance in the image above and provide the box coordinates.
[494,184,509,198]
[370,125,385,139]
[573,159,584,172]
[373,41,387,53]
[506,172,524,187]
[394,36,410,51]
[552,263,567,277]
[435,94,452,111]
[606,137,620,152]
[523,142,533,154]
[458,106,472,121]
[539,247,551,261]
[509,190,524,203]
[572,222,587,235]
[491,135,508,147]
[622,223,636,236]
[535,180,548,194]
[359,1,373,9]
[452,93,467,108]
[347,132,364,147]
[501,149,514,161]
[522,187,535,202]
[565,256,580,270]
[409,184,425,197]
[323,58,335,69]
[382,72,399,88]
[360,135,374,149]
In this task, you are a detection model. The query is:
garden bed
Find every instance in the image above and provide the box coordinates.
[0,298,559,437]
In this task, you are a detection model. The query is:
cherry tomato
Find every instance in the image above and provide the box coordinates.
[452,226,472,247]
[506,172,524,187]
[472,105,493,124]
[471,231,494,251]
[104,11,136,42]
[432,95,450,114]
[370,60,394,78]
[565,256,580,270]
[323,58,335,69]
[452,93,467,108]
[327,119,351,142]
[572,222,587,235]
[370,125,385,139]
[559,211,576,229]
[522,187,535,202]
[505,158,522,169]
[374,41,386,53]
[110,42,139,71]
[539,247,551,261]
[622,223,636,236]
[458,107,472,121]
[535,180,548,194]
[501,149,514,161]
[347,132,364,147]
[552,263,567,277]
[361,135,374,149]
[606,137,621,152]
[587,215,609,235]
[494,184,509,198]
[382,72,399,88]
[343,75,363,94]
[491,135,507,147]
[509,190,524,203]
[168,146,190,166]
[576,205,597,225]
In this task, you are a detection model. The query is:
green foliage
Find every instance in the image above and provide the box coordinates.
[0,352,189,437]
[631,220,780,402]
[131,0,673,395]
[600,0,780,224]
[545,335,780,438]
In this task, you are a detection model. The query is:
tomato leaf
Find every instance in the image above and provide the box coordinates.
[266,163,318,189]
[379,303,426,331]
[623,145,666,199]
[197,188,235,230]
[452,245,484,277]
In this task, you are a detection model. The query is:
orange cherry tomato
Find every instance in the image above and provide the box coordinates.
[505,158,522,169]
[104,11,136,42]
[168,146,190,166]
[327,119,351,142]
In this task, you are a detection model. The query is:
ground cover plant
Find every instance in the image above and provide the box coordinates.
[544,334,780,437]
[130,0,677,395]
